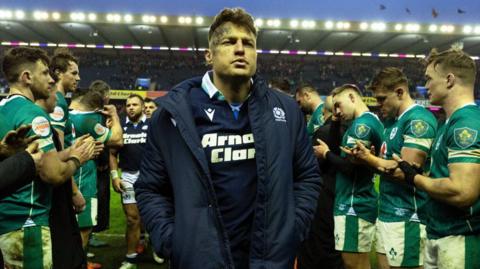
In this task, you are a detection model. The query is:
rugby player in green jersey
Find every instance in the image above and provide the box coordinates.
[314,84,384,269]
[390,48,480,269]
[295,84,325,137]
[0,47,95,269]
[69,87,123,254]
[49,49,80,146]
[343,68,437,269]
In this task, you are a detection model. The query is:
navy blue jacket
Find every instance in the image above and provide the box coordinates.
[135,75,322,269]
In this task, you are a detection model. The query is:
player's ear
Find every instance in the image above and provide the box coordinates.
[394,87,404,98]
[446,73,455,89]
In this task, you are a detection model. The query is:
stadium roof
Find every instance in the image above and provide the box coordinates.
[0,4,480,56]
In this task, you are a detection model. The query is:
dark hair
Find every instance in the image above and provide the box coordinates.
[269,78,290,94]
[2,47,50,83]
[72,87,104,110]
[144,97,154,103]
[49,48,78,82]
[367,67,408,92]
[89,80,110,98]
[208,8,256,47]
[127,94,144,105]
[424,48,476,86]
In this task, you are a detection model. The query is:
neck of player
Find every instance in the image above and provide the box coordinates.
[8,86,35,102]
[55,82,65,96]
[397,96,415,117]
[213,72,251,104]
[354,103,370,119]
[443,87,475,118]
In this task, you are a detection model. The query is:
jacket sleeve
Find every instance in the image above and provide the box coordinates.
[325,151,358,178]
[0,151,36,199]
[292,106,323,242]
[134,111,174,258]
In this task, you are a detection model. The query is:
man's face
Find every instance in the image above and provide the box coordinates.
[205,22,257,80]
[126,97,144,121]
[425,63,448,106]
[295,92,311,114]
[59,61,80,92]
[144,101,157,118]
[30,60,55,100]
[373,87,399,119]
[333,92,355,121]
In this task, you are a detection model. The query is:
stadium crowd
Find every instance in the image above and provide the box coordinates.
[1,7,480,269]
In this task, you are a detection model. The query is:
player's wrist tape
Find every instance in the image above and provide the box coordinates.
[110,170,119,179]
[397,161,418,186]
[66,156,81,170]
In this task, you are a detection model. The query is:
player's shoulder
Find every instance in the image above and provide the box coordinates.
[450,105,480,129]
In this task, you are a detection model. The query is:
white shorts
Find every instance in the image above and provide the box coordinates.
[424,234,480,269]
[121,171,139,204]
[334,215,375,253]
[375,220,426,267]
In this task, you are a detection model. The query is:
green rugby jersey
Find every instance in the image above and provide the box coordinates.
[379,105,437,223]
[334,111,384,223]
[0,95,55,234]
[427,104,480,239]
[307,103,324,137]
[48,91,69,133]
[69,110,111,197]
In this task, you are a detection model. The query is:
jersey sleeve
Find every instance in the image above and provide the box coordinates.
[83,116,112,143]
[16,107,55,152]
[346,118,380,149]
[403,116,437,153]
[447,118,480,164]
[49,105,67,132]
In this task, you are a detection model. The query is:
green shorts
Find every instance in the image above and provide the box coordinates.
[76,197,98,228]
[425,234,480,269]
[334,215,375,253]
[376,220,426,267]
[0,226,52,268]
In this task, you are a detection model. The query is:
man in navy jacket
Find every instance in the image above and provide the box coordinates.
[135,8,322,269]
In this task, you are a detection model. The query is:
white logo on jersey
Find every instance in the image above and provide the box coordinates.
[273,107,286,122]
[94,123,107,136]
[31,116,51,136]
[142,125,148,130]
[390,127,398,140]
[49,106,64,121]
[204,108,215,122]
[170,118,176,127]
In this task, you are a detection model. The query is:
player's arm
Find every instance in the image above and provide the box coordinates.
[38,138,96,185]
[102,105,123,147]
[413,163,480,208]
[109,148,124,193]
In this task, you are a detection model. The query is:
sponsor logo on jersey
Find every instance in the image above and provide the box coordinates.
[123,132,147,144]
[49,106,65,121]
[31,116,51,136]
[355,124,370,138]
[380,141,388,159]
[94,123,107,136]
[389,127,398,140]
[202,133,255,163]
[204,108,215,122]
[411,120,428,137]
[273,107,286,122]
[454,127,477,149]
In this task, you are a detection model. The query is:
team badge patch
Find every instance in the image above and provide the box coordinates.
[273,107,286,122]
[94,123,107,136]
[454,127,477,149]
[354,124,370,138]
[389,127,398,140]
[49,106,65,121]
[411,120,428,137]
[31,116,51,136]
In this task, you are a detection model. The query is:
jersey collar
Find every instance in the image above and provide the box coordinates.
[126,114,147,124]
[397,104,418,121]
[201,71,254,102]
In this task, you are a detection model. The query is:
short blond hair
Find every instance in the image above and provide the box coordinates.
[331,84,363,97]
[424,48,476,86]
